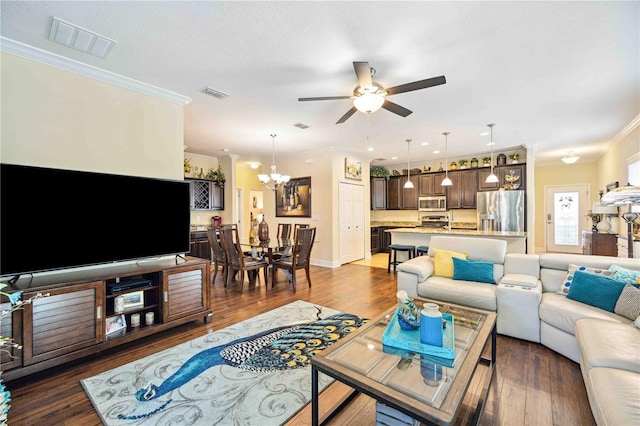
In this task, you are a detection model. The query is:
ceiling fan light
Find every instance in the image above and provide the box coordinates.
[354,93,384,113]
[441,176,453,186]
[486,172,499,183]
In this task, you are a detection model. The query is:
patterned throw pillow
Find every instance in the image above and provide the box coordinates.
[609,264,640,286]
[433,249,468,278]
[556,264,617,296]
[614,284,640,320]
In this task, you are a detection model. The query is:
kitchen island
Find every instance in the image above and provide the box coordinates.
[387,227,527,254]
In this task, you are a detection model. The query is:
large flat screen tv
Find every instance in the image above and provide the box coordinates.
[1,163,191,277]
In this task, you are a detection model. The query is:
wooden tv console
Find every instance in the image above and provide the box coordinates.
[1,256,211,381]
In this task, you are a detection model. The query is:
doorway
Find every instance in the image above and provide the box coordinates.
[339,182,365,264]
[544,184,590,254]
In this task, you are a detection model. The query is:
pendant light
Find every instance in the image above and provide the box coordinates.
[441,132,452,186]
[257,134,291,190]
[485,123,499,183]
[404,139,414,189]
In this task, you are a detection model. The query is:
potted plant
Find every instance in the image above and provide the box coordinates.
[370,165,391,180]
[458,159,468,169]
[206,165,226,187]
[509,153,521,164]
[183,158,192,176]
[482,157,491,167]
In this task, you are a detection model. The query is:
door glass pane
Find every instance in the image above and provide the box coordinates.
[554,191,579,246]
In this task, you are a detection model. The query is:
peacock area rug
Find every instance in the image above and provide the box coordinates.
[81,300,367,425]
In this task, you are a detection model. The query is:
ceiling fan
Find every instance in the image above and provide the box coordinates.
[298,61,446,124]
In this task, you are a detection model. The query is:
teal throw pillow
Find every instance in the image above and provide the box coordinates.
[452,257,496,284]
[566,270,626,312]
[609,264,640,286]
[556,264,617,295]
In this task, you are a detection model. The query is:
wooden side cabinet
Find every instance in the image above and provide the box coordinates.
[582,231,617,256]
[2,257,211,381]
[189,231,211,259]
[188,179,224,210]
[371,227,380,254]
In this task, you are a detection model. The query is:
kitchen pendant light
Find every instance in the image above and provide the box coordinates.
[404,139,414,189]
[441,132,452,186]
[257,134,291,191]
[485,123,499,183]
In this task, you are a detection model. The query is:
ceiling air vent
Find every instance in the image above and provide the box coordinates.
[294,123,310,129]
[48,17,116,59]
[201,87,228,99]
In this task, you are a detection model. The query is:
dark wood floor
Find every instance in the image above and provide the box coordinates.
[6,263,595,425]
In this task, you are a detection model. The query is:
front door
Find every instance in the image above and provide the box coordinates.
[544,184,590,254]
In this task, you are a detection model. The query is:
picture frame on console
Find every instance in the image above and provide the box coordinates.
[275,176,311,218]
[122,291,144,310]
[105,314,126,336]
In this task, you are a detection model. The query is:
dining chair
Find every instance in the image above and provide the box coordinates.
[277,223,292,239]
[271,227,316,292]
[219,225,268,292]
[207,226,227,284]
[293,223,309,240]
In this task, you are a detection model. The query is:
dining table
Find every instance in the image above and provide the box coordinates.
[240,237,294,285]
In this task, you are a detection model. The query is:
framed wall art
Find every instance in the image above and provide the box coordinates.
[275,176,311,218]
[345,157,362,180]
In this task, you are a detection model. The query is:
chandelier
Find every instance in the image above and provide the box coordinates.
[257,134,290,191]
[485,123,499,183]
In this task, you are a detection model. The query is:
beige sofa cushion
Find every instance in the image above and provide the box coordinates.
[575,318,640,374]
[417,276,497,311]
[539,293,629,335]
[586,367,640,426]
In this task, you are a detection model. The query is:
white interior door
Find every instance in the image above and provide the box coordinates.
[339,182,365,264]
[545,184,589,254]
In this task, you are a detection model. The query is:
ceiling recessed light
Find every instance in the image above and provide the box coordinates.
[433,150,440,154]
[421,142,429,146]
[479,132,489,136]
[249,162,260,169]
[367,147,374,152]
[486,142,495,146]
[222,148,229,152]
[391,156,398,160]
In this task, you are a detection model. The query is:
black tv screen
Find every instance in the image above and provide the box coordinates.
[1,163,191,277]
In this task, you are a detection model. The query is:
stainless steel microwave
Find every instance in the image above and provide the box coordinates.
[418,196,447,211]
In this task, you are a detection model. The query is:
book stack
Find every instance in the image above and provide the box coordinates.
[375,402,420,426]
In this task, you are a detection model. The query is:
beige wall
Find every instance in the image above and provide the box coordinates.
[533,122,639,251]
[1,53,184,179]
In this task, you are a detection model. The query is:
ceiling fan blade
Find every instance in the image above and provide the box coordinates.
[298,96,352,101]
[382,100,413,117]
[386,76,446,96]
[353,62,372,88]
[336,107,357,124]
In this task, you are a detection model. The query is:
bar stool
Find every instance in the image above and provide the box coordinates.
[417,246,429,256]
[388,244,416,273]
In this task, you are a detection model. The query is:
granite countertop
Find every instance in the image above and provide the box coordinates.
[371,221,419,227]
[386,227,527,238]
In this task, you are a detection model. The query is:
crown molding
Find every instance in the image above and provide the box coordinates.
[613,114,640,144]
[1,37,191,105]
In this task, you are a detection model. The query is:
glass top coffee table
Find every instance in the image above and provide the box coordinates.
[311,299,497,426]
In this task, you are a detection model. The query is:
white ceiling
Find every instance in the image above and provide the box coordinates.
[1,1,638,168]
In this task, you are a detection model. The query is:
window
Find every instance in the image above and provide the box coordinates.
[628,153,640,212]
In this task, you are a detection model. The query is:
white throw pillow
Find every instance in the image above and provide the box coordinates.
[556,264,617,296]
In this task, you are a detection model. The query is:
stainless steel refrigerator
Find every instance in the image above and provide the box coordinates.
[476,190,525,232]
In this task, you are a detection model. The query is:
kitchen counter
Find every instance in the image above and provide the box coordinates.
[370,221,419,227]
[387,227,527,253]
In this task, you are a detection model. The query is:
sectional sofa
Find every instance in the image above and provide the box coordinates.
[396,235,640,426]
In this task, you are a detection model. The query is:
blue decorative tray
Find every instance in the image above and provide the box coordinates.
[382,308,455,359]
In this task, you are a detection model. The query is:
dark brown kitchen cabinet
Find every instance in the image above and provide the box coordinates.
[478,164,526,191]
[446,170,478,208]
[189,231,211,260]
[419,173,447,196]
[371,226,380,254]
[188,179,224,210]
[370,177,387,210]
[386,176,402,210]
[402,175,419,209]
